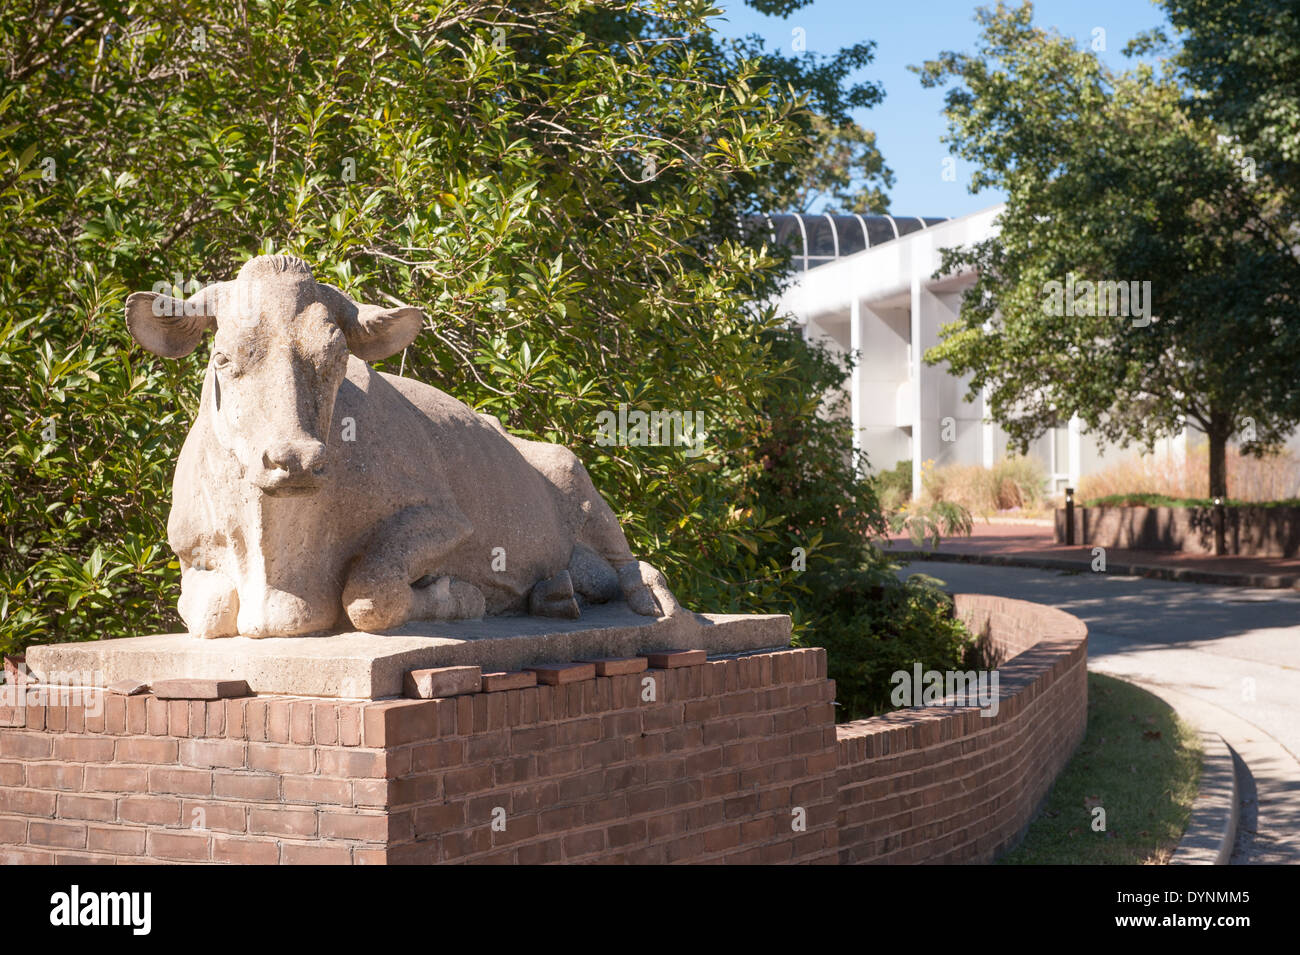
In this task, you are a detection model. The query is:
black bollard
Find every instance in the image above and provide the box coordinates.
[1214,496,1225,556]
[1065,487,1075,546]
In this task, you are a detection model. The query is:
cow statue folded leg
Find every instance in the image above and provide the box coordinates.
[125,254,678,638]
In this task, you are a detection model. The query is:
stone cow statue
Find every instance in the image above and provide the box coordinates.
[125,254,677,638]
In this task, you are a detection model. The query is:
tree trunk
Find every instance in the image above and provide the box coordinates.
[1207,429,1228,501]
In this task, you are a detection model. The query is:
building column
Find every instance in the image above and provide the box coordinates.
[910,276,923,499]
[910,275,962,498]
[850,292,863,470]
[1068,413,1082,490]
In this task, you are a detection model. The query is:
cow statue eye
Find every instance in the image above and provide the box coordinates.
[212,351,237,375]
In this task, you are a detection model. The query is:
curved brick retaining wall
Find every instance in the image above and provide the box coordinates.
[837,594,1089,863]
[0,595,1086,864]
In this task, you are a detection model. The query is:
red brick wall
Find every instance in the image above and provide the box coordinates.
[0,595,1086,865]
[0,649,840,864]
[1056,504,1300,557]
[836,594,1089,864]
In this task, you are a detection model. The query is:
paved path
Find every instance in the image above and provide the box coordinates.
[887,521,1300,588]
[896,560,1300,864]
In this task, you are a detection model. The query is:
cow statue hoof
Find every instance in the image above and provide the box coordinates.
[342,575,414,632]
[177,569,239,639]
[343,594,407,632]
[568,542,622,603]
[530,569,581,620]
[637,560,682,617]
[618,561,668,617]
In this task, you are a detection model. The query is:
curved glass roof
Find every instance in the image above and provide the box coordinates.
[744,213,952,271]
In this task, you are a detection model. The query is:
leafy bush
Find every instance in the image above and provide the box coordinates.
[738,333,981,721]
[0,1,813,654]
[807,568,981,721]
[872,459,913,512]
[0,0,972,718]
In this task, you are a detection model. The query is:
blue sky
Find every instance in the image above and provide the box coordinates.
[710,0,1174,217]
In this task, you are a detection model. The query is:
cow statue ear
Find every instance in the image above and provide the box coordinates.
[125,285,225,358]
[342,304,425,362]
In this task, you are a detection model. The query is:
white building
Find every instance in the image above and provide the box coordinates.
[762,205,1188,498]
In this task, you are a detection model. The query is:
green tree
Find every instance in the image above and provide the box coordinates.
[1148,0,1300,201]
[785,114,893,214]
[913,2,1300,499]
[681,10,895,219]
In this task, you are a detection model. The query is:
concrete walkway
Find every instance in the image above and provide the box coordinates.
[888,521,1300,588]
[896,560,1300,865]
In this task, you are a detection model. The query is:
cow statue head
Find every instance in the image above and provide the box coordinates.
[125,255,424,495]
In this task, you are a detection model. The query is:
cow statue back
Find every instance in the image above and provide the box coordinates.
[124,254,678,638]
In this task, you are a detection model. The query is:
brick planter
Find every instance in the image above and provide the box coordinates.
[0,594,1087,865]
[0,649,840,864]
[1056,505,1300,557]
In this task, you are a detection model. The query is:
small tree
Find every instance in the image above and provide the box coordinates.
[913,2,1300,499]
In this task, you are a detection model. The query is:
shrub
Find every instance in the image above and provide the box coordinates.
[738,323,979,723]
[806,567,981,721]
[989,455,1047,510]
[871,459,913,512]
[920,456,1046,516]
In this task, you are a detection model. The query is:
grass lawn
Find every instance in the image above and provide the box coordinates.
[999,672,1202,864]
